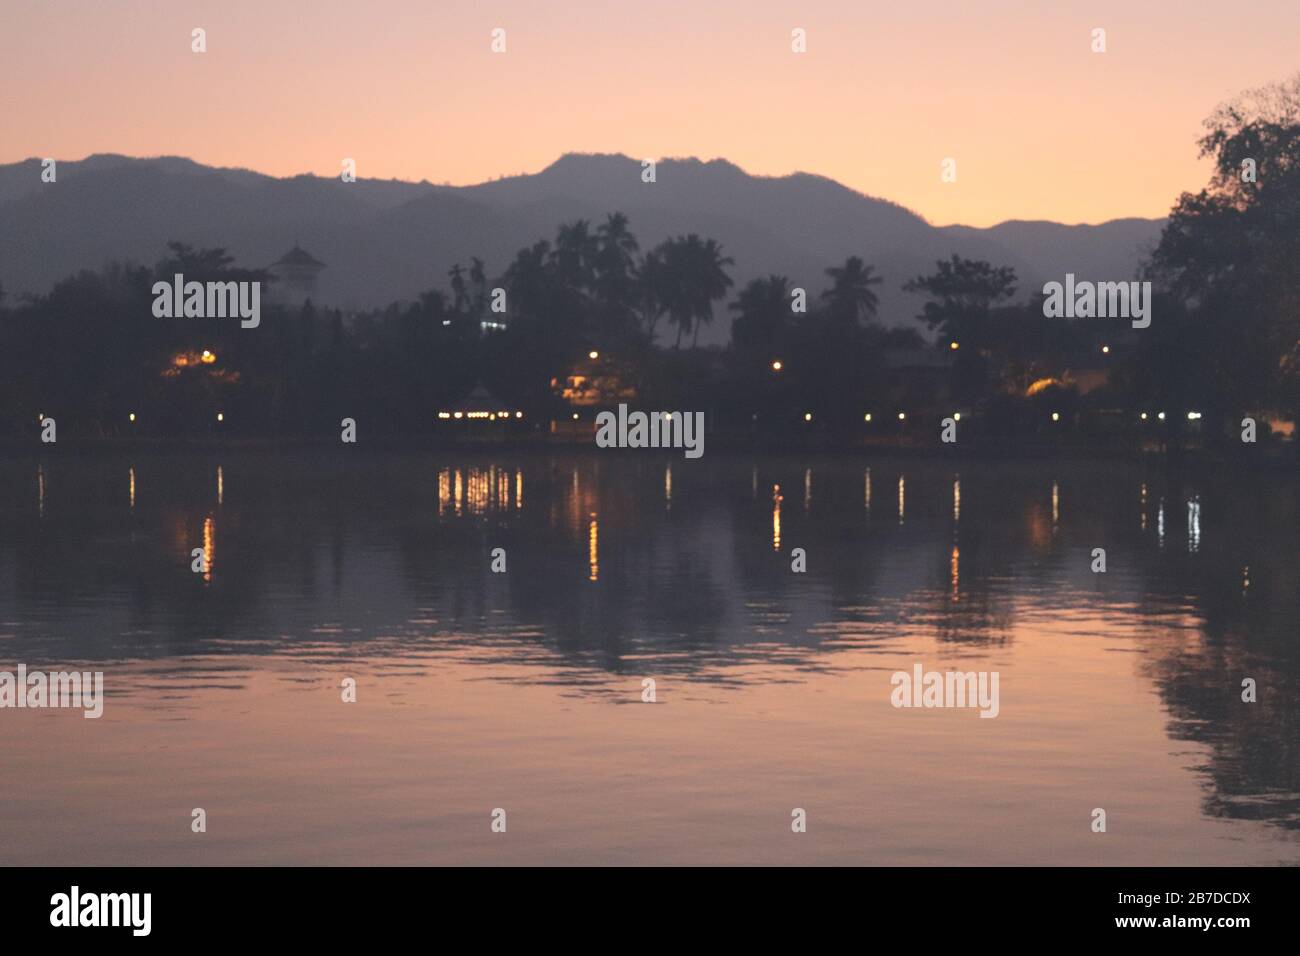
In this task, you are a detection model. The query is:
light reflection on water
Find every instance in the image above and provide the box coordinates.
[0,450,1297,865]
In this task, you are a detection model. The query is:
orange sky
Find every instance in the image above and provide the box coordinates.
[4,0,1298,225]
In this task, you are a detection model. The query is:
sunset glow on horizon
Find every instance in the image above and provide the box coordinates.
[4,0,1300,225]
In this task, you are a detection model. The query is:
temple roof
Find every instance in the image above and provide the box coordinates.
[447,383,510,412]
[271,245,326,269]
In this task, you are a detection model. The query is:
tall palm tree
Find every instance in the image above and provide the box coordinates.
[730,275,792,354]
[637,248,668,340]
[594,212,641,337]
[552,219,597,291]
[657,234,735,347]
[501,240,554,318]
[822,256,883,327]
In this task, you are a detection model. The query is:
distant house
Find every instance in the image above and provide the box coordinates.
[437,384,522,422]
[266,245,325,307]
[883,347,955,409]
[552,353,637,408]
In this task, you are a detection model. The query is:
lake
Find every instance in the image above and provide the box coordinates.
[1,448,1297,865]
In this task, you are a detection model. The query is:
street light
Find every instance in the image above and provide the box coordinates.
[588,351,599,360]
[949,341,960,351]
[216,412,224,423]
[1051,412,1060,422]
[771,360,783,371]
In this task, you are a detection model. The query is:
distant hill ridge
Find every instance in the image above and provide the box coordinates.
[0,152,1165,346]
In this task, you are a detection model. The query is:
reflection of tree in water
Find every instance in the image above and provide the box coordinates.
[1136,477,1300,831]
[5,450,1300,831]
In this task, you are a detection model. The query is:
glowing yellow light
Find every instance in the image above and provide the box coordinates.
[898,412,906,421]
[771,360,783,371]
[453,411,463,419]
[949,341,959,350]
[129,412,136,422]
[515,411,523,419]
[1051,412,1060,422]
[804,412,812,422]
[1140,412,1148,421]
[200,350,215,364]
[864,413,872,422]
[1101,345,1110,354]
[953,412,961,421]
[438,412,451,419]
[217,412,224,422]
[572,413,579,420]
[1157,412,1166,421]
[588,350,599,360]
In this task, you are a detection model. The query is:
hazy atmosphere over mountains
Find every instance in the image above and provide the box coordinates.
[0,152,1164,346]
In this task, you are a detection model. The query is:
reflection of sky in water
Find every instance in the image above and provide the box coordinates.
[1,451,1297,864]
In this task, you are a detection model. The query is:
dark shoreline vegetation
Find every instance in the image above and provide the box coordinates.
[2,77,1297,456]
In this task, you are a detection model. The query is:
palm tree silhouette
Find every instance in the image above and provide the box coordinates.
[658,234,735,347]
[822,256,883,327]
[730,274,792,354]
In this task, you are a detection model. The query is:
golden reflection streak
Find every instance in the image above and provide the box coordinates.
[438,468,450,516]
[1051,481,1059,530]
[951,544,960,602]
[953,476,961,523]
[203,515,215,583]
[804,468,812,513]
[1140,482,1147,531]
[588,514,599,582]
[217,466,224,506]
[772,484,783,551]
[897,475,905,526]
[454,469,463,517]
[129,467,136,511]
[665,462,672,509]
[864,468,871,514]
[515,469,522,510]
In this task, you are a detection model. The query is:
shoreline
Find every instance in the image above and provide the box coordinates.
[2,435,1294,469]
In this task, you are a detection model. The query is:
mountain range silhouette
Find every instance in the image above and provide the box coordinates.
[0,152,1163,346]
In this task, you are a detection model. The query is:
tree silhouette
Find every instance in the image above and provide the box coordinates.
[903,254,1018,343]
[822,256,883,328]
[655,234,734,347]
[1148,72,1300,431]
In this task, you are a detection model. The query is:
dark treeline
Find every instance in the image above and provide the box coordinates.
[1,75,1297,446]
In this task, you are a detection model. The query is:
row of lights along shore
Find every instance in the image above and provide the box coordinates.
[59,408,1199,426]
[30,348,1190,426]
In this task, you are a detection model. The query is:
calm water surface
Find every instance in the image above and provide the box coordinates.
[1,449,1297,865]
